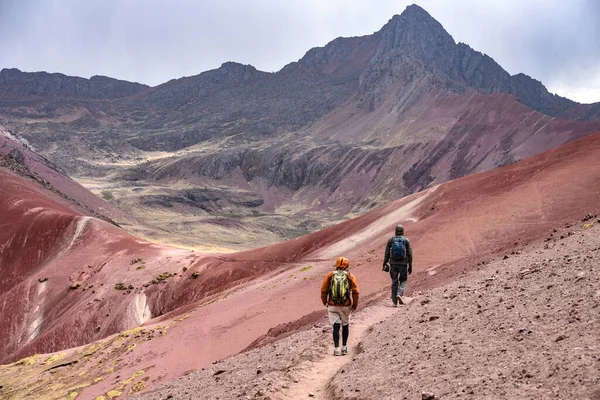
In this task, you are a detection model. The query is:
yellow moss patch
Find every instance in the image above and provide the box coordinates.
[94,376,105,383]
[170,313,190,325]
[42,352,67,365]
[116,326,145,341]
[95,397,107,400]
[83,342,104,356]
[64,383,90,393]
[150,325,169,336]
[16,354,42,366]
[583,222,595,229]
[68,392,78,399]
[128,381,146,394]
[51,383,66,391]
[106,390,122,398]
[121,370,145,386]
[126,343,136,352]
[78,370,88,376]
[107,368,115,374]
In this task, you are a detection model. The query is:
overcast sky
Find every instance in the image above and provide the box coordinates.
[1,0,599,103]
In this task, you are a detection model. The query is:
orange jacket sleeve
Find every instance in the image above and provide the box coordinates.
[348,272,359,309]
[321,271,333,305]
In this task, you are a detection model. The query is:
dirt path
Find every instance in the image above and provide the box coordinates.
[280,300,409,399]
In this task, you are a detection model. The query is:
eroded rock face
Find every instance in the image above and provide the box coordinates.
[122,143,398,194]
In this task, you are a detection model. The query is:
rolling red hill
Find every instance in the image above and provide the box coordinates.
[1,129,599,398]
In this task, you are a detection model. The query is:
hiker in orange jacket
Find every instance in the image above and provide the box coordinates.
[320,256,359,356]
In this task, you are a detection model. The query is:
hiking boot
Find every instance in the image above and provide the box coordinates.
[333,347,341,356]
[397,295,404,305]
[393,302,398,308]
[341,346,348,355]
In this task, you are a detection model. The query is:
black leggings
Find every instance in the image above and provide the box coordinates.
[333,323,349,347]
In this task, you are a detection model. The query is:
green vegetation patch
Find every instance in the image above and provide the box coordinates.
[114,283,133,291]
[101,190,113,201]
[150,272,175,284]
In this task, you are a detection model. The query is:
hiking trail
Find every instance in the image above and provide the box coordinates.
[280,299,412,399]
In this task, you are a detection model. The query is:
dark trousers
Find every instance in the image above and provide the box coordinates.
[390,264,408,303]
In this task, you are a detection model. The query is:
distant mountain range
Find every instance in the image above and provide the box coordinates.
[1,4,599,248]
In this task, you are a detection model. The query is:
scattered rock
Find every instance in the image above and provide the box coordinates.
[308,393,315,397]
[422,392,435,400]
[9,148,25,164]
[582,212,597,222]
[555,335,567,342]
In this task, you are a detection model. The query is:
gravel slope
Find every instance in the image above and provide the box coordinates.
[134,219,600,400]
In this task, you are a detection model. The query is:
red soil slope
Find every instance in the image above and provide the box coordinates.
[0,166,196,362]
[0,127,130,223]
[1,131,600,398]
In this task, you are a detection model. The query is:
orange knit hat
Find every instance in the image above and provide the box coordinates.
[334,256,350,270]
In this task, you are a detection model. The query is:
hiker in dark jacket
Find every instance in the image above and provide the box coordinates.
[383,224,413,306]
[321,256,359,356]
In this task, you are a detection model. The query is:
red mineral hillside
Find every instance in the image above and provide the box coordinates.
[1,131,600,399]
[0,126,130,224]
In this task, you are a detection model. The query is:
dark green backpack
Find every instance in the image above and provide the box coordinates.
[329,270,350,304]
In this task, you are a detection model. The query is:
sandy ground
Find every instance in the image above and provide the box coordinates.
[134,220,600,400]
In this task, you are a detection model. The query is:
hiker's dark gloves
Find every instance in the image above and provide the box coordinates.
[382,263,390,272]
[408,265,412,275]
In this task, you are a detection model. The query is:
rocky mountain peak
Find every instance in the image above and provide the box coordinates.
[209,62,266,82]
[375,4,456,64]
